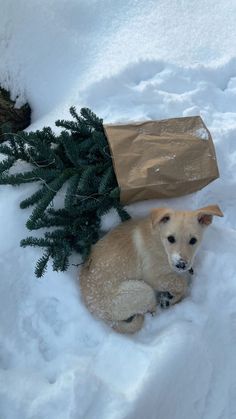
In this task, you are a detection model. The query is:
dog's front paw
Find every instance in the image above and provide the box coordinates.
[156,291,174,309]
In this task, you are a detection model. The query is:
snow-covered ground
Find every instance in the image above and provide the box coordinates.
[1,1,236,418]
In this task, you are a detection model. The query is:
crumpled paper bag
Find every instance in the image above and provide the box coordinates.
[104,116,219,204]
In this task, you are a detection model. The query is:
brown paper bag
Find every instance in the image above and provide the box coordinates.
[104,116,219,204]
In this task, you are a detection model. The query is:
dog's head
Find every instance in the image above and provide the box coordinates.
[151,205,223,273]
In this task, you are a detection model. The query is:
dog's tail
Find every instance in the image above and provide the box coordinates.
[112,314,144,334]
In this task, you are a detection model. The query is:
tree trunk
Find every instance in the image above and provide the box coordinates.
[0,87,31,137]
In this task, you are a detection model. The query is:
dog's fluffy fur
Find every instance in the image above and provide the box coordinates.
[79,205,223,333]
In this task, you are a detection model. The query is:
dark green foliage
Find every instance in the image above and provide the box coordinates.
[35,251,51,277]
[0,156,15,173]
[0,107,130,277]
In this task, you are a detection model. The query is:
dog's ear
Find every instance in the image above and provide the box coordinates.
[195,205,224,226]
[151,208,172,228]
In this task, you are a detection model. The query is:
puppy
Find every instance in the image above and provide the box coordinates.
[79,205,223,333]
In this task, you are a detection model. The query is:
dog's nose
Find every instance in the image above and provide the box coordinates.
[175,259,187,270]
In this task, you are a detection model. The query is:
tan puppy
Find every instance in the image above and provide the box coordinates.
[79,205,223,333]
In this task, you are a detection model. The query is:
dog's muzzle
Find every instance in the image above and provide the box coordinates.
[172,258,191,273]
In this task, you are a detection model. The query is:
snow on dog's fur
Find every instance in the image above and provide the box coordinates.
[79,205,223,333]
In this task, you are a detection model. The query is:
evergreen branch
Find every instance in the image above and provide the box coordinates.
[45,229,68,241]
[35,250,51,277]
[69,106,80,121]
[0,105,130,276]
[27,140,59,168]
[17,136,28,160]
[20,237,52,248]
[0,171,37,185]
[47,208,69,217]
[75,136,94,153]
[59,131,81,167]
[78,166,97,193]
[109,187,120,199]
[26,214,71,229]
[8,134,18,156]
[91,130,108,147]
[20,186,48,209]
[96,197,114,217]
[55,119,80,132]
[0,143,15,157]
[51,244,71,272]
[0,156,15,174]
[26,171,71,229]
[80,108,103,131]
[98,166,115,194]
[0,127,19,155]
[0,167,60,186]
[64,173,80,208]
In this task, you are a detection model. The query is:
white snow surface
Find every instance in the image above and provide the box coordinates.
[1,1,236,418]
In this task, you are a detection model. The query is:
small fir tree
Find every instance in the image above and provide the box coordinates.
[0,107,130,277]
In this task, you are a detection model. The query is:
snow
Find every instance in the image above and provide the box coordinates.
[194,128,209,140]
[1,1,236,418]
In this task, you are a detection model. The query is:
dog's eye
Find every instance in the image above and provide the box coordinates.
[160,216,170,223]
[189,237,197,245]
[167,235,175,244]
